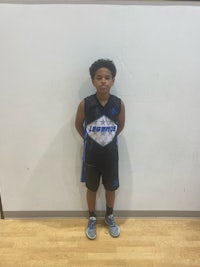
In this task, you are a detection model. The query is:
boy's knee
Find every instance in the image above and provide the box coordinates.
[86,184,99,192]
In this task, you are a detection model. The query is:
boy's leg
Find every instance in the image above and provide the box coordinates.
[87,189,97,217]
[105,190,120,238]
[85,164,100,217]
[85,164,100,240]
[86,189,97,240]
[102,161,120,237]
[105,190,115,215]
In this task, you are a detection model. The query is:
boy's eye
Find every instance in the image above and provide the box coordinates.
[96,76,111,80]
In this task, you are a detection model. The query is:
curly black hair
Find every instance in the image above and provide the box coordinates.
[89,59,117,80]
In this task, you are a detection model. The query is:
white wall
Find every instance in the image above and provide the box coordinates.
[0,3,200,213]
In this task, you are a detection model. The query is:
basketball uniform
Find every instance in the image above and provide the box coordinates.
[81,94,121,191]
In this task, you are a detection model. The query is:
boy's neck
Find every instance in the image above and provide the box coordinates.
[96,92,110,106]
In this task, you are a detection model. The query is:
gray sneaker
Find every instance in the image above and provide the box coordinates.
[105,214,120,237]
[86,217,97,240]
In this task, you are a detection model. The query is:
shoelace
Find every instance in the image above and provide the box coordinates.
[89,219,96,229]
[108,216,116,227]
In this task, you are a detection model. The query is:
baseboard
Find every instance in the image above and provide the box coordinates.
[3,210,200,219]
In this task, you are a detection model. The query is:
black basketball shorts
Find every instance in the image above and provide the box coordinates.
[85,161,119,192]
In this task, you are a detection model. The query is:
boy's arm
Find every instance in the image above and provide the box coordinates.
[75,100,85,139]
[117,100,125,135]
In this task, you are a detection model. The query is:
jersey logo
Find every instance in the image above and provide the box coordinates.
[86,115,118,147]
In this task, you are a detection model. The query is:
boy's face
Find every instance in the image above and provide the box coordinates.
[92,67,114,95]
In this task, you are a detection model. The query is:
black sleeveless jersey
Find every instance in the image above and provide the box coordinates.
[83,94,121,166]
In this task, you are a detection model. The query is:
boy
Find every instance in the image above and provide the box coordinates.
[75,59,125,240]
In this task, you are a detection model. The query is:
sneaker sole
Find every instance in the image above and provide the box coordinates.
[86,231,96,240]
[105,219,120,238]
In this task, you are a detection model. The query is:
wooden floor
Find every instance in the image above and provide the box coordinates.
[0,218,200,267]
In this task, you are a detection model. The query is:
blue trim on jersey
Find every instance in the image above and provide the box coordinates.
[80,126,87,183]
